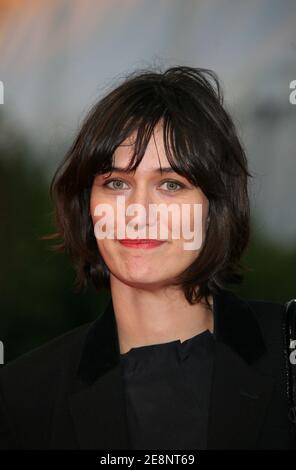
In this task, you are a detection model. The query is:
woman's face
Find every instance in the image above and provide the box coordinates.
[90,124,209,290]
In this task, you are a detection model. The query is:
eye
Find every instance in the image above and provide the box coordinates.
[103,179,129,190]
[159,180,185,192]
[102,178,186,192]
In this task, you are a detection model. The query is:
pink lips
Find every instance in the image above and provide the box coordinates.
[118,239,166,249]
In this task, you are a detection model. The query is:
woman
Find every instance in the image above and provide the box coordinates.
[0,66,295,450]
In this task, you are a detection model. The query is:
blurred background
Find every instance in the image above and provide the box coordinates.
[0,0,295,362]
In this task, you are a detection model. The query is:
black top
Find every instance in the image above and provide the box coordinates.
[0,289,295,449]
[119,329,215,450]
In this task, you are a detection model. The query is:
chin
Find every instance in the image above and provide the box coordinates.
[117,273,167,289]
[125,273,158,284]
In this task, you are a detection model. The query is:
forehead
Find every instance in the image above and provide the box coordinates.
[113,124,171,171]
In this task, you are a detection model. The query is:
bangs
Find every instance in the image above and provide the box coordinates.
[87,81,225,197]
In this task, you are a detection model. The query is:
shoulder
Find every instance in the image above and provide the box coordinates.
[239,295,288,376]
[243,296,285,345]
[0,320,92,398]
[240,295,296,442]
[245,295,285,323]
[0,320,97,449]
[218,288,288,359]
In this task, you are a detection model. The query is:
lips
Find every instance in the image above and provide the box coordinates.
[118,239,166,249]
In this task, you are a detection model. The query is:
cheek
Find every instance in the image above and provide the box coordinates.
[90,194,117,240]
[173,238,200,260]
[169,201,206,238]
[94,239,114,265]
[89,193,98,223]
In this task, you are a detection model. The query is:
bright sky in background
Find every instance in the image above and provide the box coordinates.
[0,0,295,244]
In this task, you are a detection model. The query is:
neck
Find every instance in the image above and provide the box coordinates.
[110,274,214,355]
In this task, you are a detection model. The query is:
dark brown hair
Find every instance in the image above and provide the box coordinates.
[43,65,252,306]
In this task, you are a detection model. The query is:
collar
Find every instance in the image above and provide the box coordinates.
[76,287,266,385]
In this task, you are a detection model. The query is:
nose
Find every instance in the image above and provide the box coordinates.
[125,185,156,235]
[128,183,153,209]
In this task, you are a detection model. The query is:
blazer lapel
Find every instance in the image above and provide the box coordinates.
[207,340,275,449]
[207,290,275,449]
[67,288,275,450]
[67,299,131,450]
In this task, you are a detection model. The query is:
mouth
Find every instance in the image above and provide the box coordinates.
[117,239,167,249]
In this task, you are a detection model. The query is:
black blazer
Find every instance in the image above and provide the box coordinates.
[0,288,295,450]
